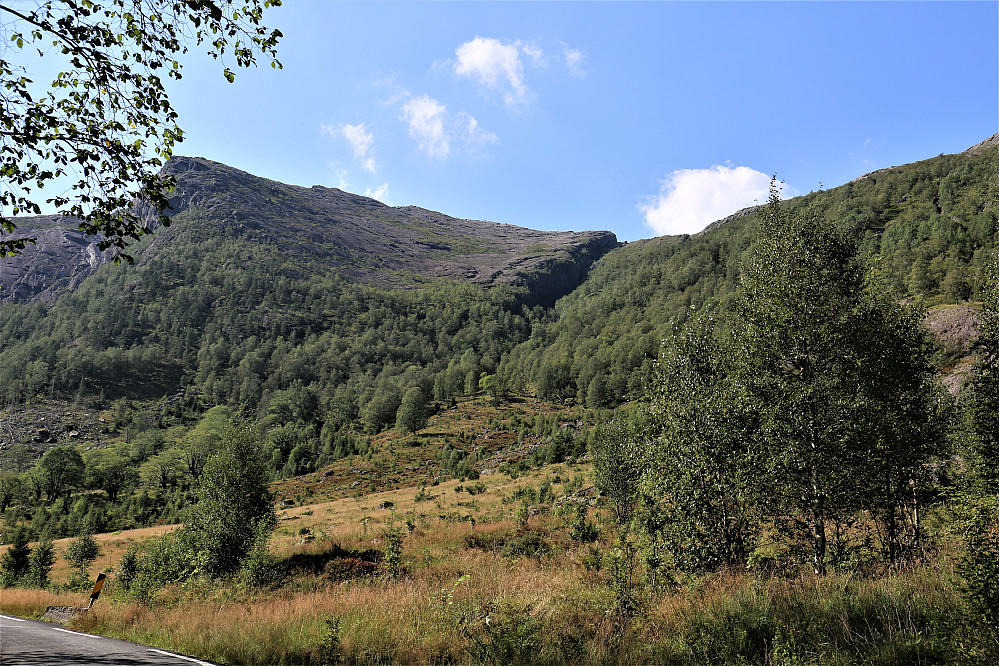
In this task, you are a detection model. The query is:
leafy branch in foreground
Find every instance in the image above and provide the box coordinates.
[0,0,282,260]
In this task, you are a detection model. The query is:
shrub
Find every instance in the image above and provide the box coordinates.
[382,524,405,579]
[25,540,55,589]
[569,506,599,543]
[0,525,32,587]
[958,498,999,636]
[465,602,541,666]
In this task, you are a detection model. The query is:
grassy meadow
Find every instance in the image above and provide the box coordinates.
[3,462,996,664]
[2,397,997,664]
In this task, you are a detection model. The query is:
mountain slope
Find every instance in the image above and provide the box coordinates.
[1,137,995,450]
[1,157,617,307]
[0,156,623,454]
[499,135,999,405]
[0,219,114,304]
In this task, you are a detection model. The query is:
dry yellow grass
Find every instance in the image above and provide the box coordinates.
[0,587,85,618]
[2,464,607,664]
[0,523,180,584]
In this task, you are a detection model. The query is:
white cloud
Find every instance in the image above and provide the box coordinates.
[401,95,450,158]
[400,95,497,159]
[365,183,389,202]
[374,77,412,106]
[454,37,536,107]
[521,43,545,67]
[640,165,793,236]
[562,44,586,79]
[456,111,499,148]
[323,122,377,173]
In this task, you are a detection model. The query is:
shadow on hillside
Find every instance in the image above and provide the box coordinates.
[280,543,383,578]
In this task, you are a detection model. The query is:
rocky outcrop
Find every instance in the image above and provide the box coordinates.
[923,303,985,394]
[0,217,114,304]
[41,606,89,623]
[3,157,618,304]
[964,133,999,154]
[155,156,620,297]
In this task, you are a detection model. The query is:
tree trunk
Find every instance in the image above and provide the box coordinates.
[885,489,899,564]
[811,502,827,575]
[810,422,827,576]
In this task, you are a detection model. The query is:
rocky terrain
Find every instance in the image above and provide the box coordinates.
[0,219,114,304]
[2,156,619,306]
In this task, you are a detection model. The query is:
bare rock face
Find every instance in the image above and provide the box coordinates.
[155,156,619,304]
[0,218,114,304]
[2,157,619,307]
[964,133,999,154]
[923,303,983,358]
[923,303,984,395]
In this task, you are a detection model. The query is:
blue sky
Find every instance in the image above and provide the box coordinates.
[37,2,999,241]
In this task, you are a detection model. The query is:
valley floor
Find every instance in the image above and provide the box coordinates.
[2,464,995,665]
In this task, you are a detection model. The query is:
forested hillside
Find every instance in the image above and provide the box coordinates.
[0,137,996,539]
[0,156,617,426]
[504,137,999,404]
[2,137,999,665]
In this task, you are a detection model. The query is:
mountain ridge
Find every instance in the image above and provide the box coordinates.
[1,156,619,306]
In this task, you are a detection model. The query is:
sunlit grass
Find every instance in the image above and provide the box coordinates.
[1,452,988,664]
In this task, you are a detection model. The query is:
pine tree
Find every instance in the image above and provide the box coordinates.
[0,526,32,587]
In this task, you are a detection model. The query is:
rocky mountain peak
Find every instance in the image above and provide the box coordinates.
[1,157,619,306]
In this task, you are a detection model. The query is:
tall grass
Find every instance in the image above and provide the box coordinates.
[3,467,992,664]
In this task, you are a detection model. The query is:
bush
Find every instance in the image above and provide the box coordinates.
[568,506,600,543]
[382,524,405,578]
[239,524,281,588]
[958,498,999,636]
[465,602,541,666]
[25,540,55,589]
[116,547,140,593]
[464,530,550,559]
[0,525,32,587]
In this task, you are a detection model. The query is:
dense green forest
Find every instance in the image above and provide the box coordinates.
[503,144,999,404]
[0,140,996,542]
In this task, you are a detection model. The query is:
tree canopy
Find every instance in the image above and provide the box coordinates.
[0,0,282,260]
[181,421,275,576]
[631,183,944,578]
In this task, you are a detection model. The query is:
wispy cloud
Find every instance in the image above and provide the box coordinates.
[561,43,587,79]
[374,77,412,106]
[849,136,881,172]
[454,37,537,107]
[401,95,450,158]
[322,122,377,173]
[640,165,793,236]
[456,111,499,149]
[400,95,497,159]
[365,183,390,202]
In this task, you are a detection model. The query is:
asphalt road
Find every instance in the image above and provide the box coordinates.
[0,614,217,665]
